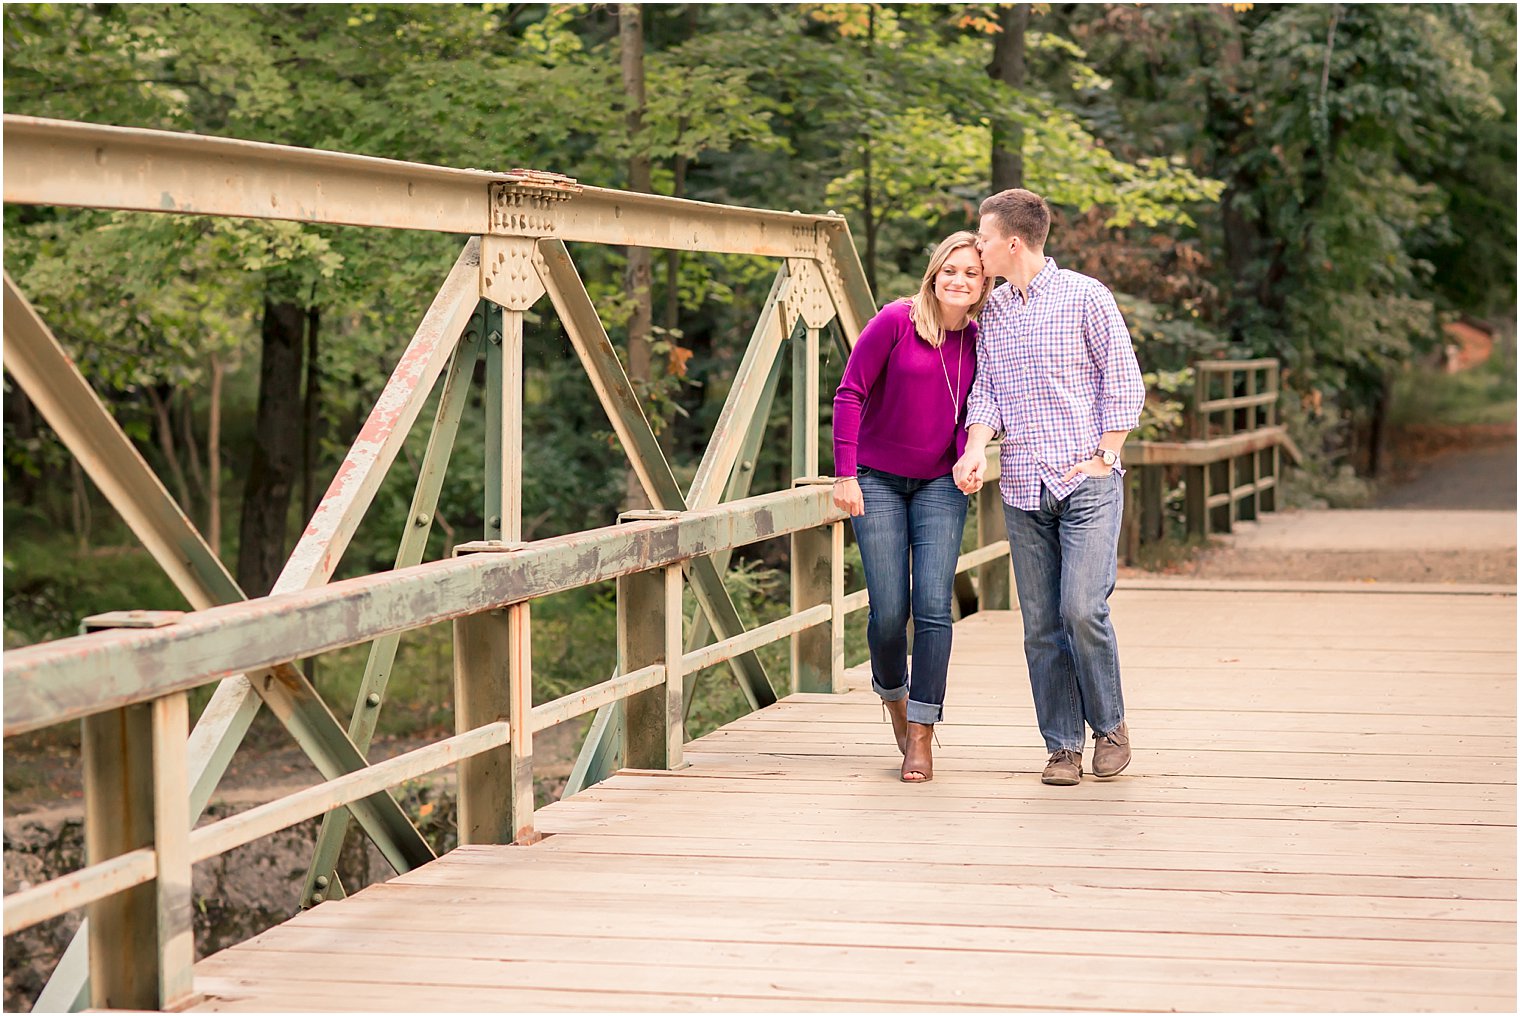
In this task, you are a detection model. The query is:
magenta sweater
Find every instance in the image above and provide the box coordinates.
[833,299,978,480]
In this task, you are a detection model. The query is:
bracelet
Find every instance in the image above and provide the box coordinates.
[832,475,857,484]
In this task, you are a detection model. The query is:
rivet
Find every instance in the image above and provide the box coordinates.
[488,516,501,529]
[314,875,329,889]
[311,892,326,904]
[366,693,381,707]
[741,460,754,471]
[415,512,431,526]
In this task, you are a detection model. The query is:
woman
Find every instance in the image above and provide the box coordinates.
[832,231,989,783]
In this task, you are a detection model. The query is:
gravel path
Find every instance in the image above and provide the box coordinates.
[1376,438,1516,510]
[1179,438,1517,585]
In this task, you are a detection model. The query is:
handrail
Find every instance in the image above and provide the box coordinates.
[3,485,844,735]
[1123,358,1296,556]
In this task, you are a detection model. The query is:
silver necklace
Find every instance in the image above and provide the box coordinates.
[938,328,964,423]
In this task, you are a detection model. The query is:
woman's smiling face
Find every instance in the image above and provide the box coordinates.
[934,245,985,316]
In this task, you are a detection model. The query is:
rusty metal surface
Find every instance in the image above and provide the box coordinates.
[5,486,843,736]
[277,240,481,595]
[3,116,846,254]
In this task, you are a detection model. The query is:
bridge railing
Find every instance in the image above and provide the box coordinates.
[1121,358,1303,560]
[1,115,1012,1012]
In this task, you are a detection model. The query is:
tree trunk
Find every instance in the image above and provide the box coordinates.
[236,298,306,597]
[146,383,194,516]
[621,2,654,510]
[4,381,40,507]
[301,306,323,523]
[208,353,224,555]
[179,388,207,524]
[861,7,878,294]
[989,3,1029,192]
[70,458,91,553]
[301,306,322,684]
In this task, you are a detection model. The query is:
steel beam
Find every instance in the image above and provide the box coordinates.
[681,351,786,720]
[5,486,844,733]
[276,241,481,594]
[300,321,484,907]
[534,241,775,703]
[3,279,444,860]
[815,226,877,345]
[687,266,791,510]
[3,275,239,610]
[11,254,468,1007]
[3,116,845,255]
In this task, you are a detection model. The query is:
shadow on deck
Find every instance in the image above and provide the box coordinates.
[190,579,1517,1012]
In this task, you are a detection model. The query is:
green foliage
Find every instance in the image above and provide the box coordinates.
[3,2,1514,746]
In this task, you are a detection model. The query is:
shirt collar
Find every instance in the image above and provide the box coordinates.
[1026,257,1058,297]
[1005,257,1058,305]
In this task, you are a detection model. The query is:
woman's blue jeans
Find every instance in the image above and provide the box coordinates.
[850,466,969,725]
[1002,472,1126,753]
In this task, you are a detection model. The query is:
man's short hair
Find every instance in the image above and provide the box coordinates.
[980,189,1051,249]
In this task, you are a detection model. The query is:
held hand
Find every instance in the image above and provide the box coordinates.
[953,448,986,494]
[1060,457,1115,484]
[832,478,865,517]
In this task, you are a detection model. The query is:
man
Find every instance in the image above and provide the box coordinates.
[953,188,1145,786]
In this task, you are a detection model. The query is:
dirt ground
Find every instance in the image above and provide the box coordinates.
[1135,428,1517,586]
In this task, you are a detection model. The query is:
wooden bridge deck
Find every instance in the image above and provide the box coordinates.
[189,580,1516,1012]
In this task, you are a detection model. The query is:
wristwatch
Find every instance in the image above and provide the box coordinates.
[1095,448,1120,468]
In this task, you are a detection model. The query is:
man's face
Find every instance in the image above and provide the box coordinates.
[976,214,1015,279]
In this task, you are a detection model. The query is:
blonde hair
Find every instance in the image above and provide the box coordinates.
[908,230,989,348]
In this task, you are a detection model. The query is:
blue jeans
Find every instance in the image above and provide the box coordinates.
[1002,473,1126,752]
[850,466,969,725]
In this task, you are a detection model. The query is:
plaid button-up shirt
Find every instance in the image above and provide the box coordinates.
[965,258,1145,510]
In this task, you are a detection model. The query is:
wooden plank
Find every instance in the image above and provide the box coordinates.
[205,926,1520,997]
[191,978,987,1013]
[527,831,1512,880]
[187,939,1514,1012]
[182,585,1516,1012]
[289,896,1519,964]
[392,865,1517,923]
[436,843,1518,901]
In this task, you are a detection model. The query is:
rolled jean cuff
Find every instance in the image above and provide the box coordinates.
[907,700,943,725]
[873,679,908,702]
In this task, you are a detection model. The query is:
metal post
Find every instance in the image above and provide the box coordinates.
[620,564,684,771]
[483,303,505,544]
[790,481,838,694]
[791,325,820,480]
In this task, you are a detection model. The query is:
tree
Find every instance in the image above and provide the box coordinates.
[988,3,1031,191]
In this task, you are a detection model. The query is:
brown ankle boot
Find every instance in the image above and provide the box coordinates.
[883,698,909,755]
[902,722,933,783]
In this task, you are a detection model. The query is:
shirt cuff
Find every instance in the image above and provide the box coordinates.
[965,403,1003,434]
[834,446,857,477]
[1098,403,1141,434]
